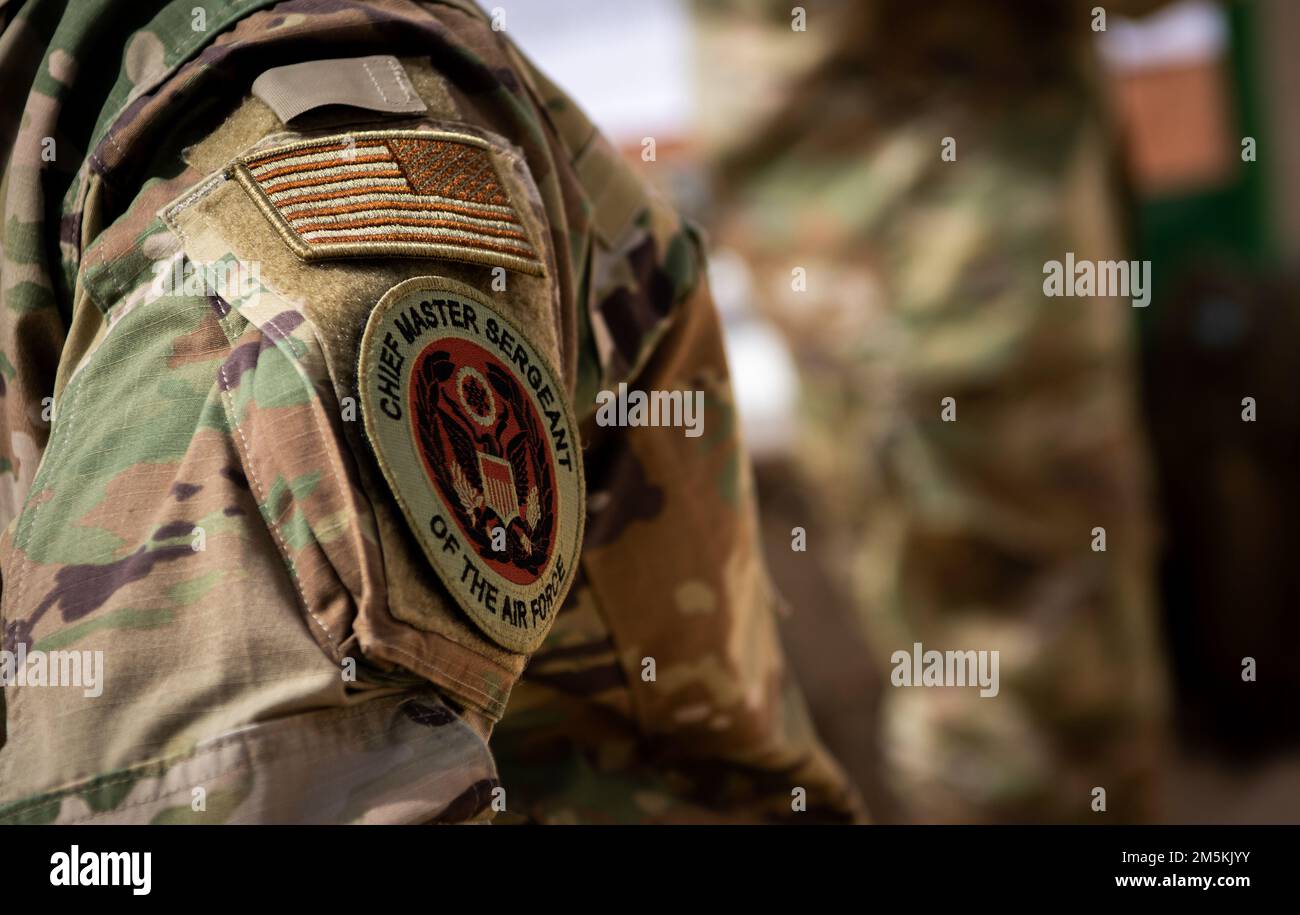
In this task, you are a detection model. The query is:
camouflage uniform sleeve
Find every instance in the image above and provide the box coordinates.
[0,0,558,824]
[0,0,859,824]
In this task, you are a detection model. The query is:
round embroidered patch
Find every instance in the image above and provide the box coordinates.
[358,276,584,654]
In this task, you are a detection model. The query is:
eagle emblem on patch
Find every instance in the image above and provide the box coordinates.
[358,276,584,654]
[231,129,544,275]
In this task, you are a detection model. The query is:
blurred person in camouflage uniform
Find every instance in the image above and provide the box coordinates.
[695,0,1170,822]
[0,0,860,824]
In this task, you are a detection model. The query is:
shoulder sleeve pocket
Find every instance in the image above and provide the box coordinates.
[161,119,581,720]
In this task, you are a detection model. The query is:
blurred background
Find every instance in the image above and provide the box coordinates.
[502,0,1300,822]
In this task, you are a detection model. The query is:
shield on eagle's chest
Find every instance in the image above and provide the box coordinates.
[478,452,520,522]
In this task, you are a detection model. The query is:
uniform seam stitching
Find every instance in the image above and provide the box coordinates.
[218,360,340,654]
[361,58,391,105]
[388,56,416,103]
[368,640,506,717]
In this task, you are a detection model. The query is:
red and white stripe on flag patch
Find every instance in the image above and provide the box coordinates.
[231,129,544,274]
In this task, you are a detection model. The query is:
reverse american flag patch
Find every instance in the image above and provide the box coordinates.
[230,130,544,274]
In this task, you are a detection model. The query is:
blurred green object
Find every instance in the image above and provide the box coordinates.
[1135,0,1275,343]
[1136,1,1300,753]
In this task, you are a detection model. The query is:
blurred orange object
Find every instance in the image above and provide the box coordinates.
[1109,58,1235,196]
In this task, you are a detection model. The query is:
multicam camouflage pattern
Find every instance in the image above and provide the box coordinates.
[696,0,1171,822]
[0,0,860,823]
